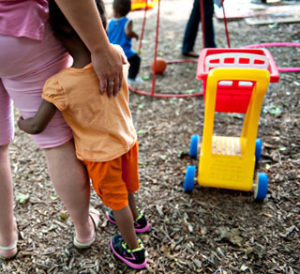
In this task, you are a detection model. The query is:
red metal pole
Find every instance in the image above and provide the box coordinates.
[138,0,148,54]
[221,1,231,48]
[151,0,161,96]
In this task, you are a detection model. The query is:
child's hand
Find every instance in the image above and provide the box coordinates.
[17,116,30,133]
[18,116,42,135]
[133,32,139,40]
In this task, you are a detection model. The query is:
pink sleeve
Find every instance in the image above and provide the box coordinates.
[0,0,49,40]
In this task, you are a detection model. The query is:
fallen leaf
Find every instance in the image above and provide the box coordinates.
[16,193,30,205]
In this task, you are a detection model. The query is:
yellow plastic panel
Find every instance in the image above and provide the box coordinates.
[198,68,270,191]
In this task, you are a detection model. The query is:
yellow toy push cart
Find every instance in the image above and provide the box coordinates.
[184,68,271,200]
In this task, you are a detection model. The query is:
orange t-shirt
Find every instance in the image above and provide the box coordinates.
[42,62,137,162]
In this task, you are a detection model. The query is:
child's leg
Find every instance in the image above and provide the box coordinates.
[122,143,143,222]
[84,158,139,248]
[85,146,147,268]
[106,143,150,234]
[128,193,138,220]
[127,54,141,79]
[107,192,150,233]
[113,206,138,250]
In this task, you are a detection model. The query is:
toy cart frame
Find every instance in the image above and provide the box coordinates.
[184,48,279,201]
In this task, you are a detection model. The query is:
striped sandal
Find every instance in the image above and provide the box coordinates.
[0,241,18,260]
[73,208,100,249]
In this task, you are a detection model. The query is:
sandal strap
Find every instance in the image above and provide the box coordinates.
[73,234,95,248]
[0,218,19,253]
[88,208,100,229]
[73,208,100,249]
[0,242,17,251]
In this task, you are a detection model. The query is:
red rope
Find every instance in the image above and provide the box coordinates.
[151,0,161,96]
[129,58,202,98]
[221,1,231,48]
[129,86,203,98]
[166,59,198,64]
[138,0,148,54]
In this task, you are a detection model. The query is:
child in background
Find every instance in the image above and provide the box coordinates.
[18,0,150,269]
[108,0,143,85]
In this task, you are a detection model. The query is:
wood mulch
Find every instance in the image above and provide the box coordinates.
[1,1,299,273]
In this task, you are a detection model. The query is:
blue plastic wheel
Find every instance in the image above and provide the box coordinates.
[254,172,268,201]
[190,135,199,158]
[255,139,262,162]
[184,165,195,192]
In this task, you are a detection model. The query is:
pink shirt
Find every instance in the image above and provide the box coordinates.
[0,0,49,40]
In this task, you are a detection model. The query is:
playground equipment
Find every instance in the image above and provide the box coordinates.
[129,0,229,98]
[184,48,280,201]
[130,1,298,98]
[131,0,158,11]
[243,42,300,72]
[151,57,167,75]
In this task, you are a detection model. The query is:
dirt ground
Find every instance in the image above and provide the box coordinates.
[1,0,300,273]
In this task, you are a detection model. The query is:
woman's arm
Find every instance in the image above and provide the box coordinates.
[18,100,57,134]
[55,0,126,97]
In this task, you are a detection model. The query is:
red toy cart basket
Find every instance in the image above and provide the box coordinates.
[197,48,280,113]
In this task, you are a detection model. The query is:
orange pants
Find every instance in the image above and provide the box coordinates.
[83,143,139,210]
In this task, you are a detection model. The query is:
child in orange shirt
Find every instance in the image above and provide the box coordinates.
[18,0,149,269]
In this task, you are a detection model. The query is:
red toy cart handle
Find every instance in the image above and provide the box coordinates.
[197,48,280,83]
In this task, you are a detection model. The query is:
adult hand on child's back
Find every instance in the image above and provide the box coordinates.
[92,44,126,98]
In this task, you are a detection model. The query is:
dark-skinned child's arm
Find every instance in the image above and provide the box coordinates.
[18,100,57,134]
[125,20,139,40]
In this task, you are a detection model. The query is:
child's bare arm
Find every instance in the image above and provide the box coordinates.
[18,100,57,134]
[125,20,139,40]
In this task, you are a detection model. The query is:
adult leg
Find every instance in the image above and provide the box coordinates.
[182,0,201,54]
[203,0,217,48]
[44,140,97,243]
[128,54,141,80]
[0,144,18,258]
[0,27,97,248]
[0,82,17,258]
